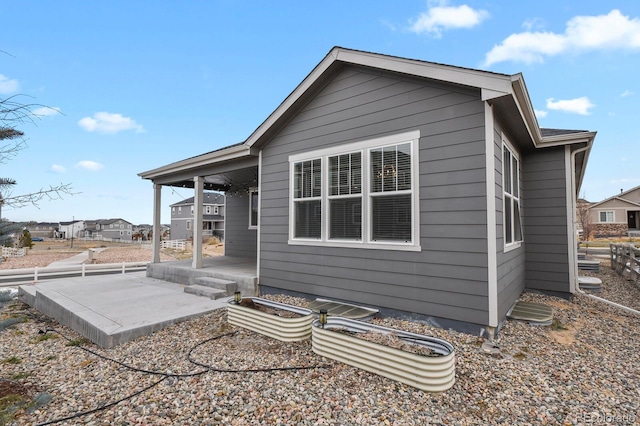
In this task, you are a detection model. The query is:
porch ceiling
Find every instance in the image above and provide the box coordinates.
[148,158,259,191]
[155,165,259,192]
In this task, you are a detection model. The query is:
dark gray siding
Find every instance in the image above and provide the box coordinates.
[494,123,526,321]
[170,205,192,240]
[259,66,490,326]
[523,147,570,292]
[225,192,257,258]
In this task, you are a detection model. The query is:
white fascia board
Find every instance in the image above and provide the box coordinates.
[538,131,597,148]
[336,49,514,94]
[139,144,251,180]
[245,47,514,149]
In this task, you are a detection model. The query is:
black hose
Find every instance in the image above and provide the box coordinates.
[35,327,331,425]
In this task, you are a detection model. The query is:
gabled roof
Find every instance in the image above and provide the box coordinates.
[170,192,225,207]
[96,218,133,225]
[139,46,596,189]
[589,184,640,209]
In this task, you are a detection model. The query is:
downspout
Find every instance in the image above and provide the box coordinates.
[570,142,640,316]
[256,150,262,289]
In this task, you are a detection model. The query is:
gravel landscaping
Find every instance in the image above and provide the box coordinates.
[1,260,639,425]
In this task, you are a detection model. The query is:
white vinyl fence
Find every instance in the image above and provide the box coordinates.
[161,240,187,250]
[2,247,26,258]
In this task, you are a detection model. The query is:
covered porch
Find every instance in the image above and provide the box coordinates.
[139,144,261,295]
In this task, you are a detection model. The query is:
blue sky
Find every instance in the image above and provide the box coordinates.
[1,0,639,225]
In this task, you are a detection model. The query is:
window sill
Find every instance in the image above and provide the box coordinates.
[288,239,422,252]
[503,241,522,253]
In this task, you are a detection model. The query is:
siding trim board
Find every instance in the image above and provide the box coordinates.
[485,102,499,327]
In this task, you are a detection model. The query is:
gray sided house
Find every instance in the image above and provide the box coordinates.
[587,185,640,237]
[84,219,134,241]
[170,192,225,241]
[28,222,58,239]
[139,47,596,332]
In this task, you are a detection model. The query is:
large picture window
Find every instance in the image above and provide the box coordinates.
[503,139,523,248]
[289,131,420,251]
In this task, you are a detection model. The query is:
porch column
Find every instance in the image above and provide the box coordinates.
[192,176,204,269]
[152,183,162,263]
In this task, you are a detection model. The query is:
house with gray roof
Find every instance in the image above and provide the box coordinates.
[84,219,133,241]
[587,185,640,237]
[139,47,596,334]
[170,192,225,241]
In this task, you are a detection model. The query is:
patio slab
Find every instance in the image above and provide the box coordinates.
[18,271,229,348]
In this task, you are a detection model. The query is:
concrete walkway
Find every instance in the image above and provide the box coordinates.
[18,271,230,348]
[46,248,108,268]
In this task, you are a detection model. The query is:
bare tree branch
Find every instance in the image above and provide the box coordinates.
[1,183,76,209]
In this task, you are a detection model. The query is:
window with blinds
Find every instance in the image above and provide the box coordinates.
[328,152,362,240]
[289,131,420,251]
[370,143,412,241]
[293,159,322,239]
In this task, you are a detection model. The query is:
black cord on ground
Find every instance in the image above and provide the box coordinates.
[34,327,332,425]
[36,376,168,426]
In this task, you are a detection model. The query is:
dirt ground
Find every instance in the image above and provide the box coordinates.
[0,239,224,269]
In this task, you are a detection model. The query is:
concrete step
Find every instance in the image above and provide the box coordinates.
[184,285,227,300]
[193,277,236,296]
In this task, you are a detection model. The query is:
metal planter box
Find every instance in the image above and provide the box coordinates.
[227,297,313,342]
[312,317,455,392]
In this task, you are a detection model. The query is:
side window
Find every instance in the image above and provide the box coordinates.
[503,139,523,248]
[249,190,259,229]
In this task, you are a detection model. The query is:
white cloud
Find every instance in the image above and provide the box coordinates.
[51,164,66,173]
[546,97,595,115]
[75,160,104,171]
[484,9,640,66]
[621,90,634,97]
[409,1,489,38]
[0,74,19,94]
[534,109,548,118]
[33,106,61,117]
[78,112,145,134]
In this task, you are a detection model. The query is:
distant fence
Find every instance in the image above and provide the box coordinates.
[610,243,640,284]
[77,237,149,244]
[2,247,26,258]
[161,240,186,250]
[0,262,149,286]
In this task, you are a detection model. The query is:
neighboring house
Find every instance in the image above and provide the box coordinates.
[83,219,134,241]
[139,47,596,333]
[27,222,58,239]
[170,192,225,241]
[133,224,153,241]
[588,185,640,237]
[57,220,85,239]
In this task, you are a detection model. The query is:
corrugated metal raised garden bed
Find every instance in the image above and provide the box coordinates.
[227,297,313,342]
[312,317,455,392]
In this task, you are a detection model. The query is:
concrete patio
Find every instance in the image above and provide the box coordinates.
[18,271,230,348]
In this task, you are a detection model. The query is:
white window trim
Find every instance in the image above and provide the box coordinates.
[502,136,523,253]
[288,130,421,252]
[249,188,259,229]
[598,210,615,223]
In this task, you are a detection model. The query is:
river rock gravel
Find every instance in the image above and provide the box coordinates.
[1,261,639,425]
